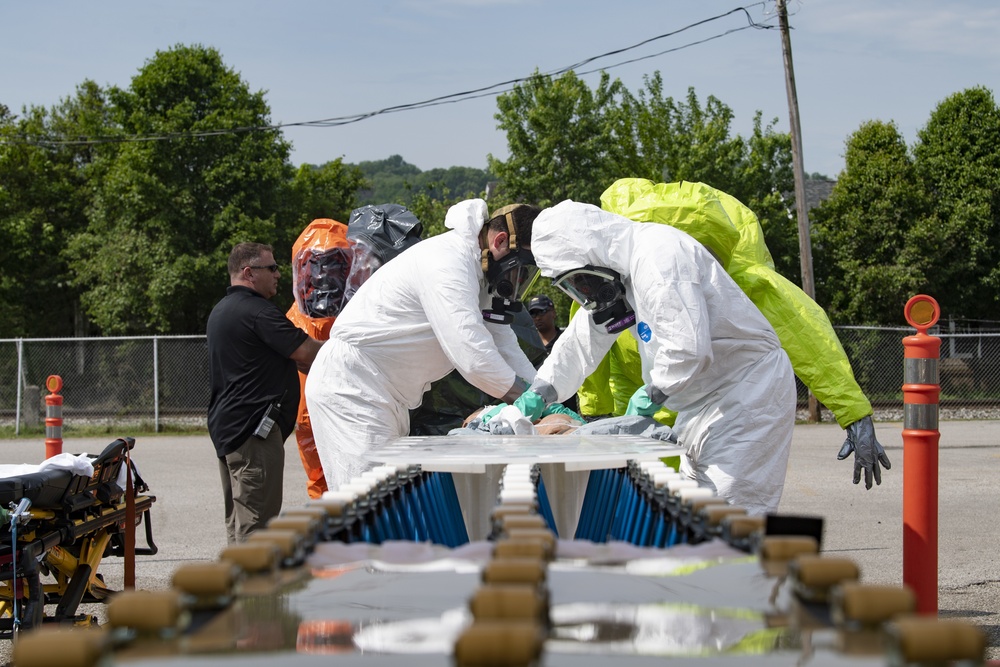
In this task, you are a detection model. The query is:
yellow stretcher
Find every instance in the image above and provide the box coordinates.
[0,437,157,639]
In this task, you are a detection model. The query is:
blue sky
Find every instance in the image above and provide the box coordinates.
[3,1,998,179]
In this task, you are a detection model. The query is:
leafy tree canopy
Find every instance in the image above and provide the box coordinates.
[811,120,930,324]
[0,82,111,337]
[65,44,297,334]
[912,86,1000,319]
[487,69,798,281]
[812,86,1000,325]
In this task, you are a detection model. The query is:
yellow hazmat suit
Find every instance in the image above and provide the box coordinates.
[577,178,872,430]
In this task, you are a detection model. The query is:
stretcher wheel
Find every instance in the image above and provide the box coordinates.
[12,626,107,667]
[831,583,916,627]
[481,559,547,586]
[106,589,185,634]
[219,542,281,574]
[886,617,986,664]
[469,584,548,621]
[454,620,544,666]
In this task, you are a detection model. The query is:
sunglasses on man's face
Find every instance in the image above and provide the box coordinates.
[246,264,279,273]
[529,308,550,316]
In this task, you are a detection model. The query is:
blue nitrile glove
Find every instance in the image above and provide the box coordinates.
[625,385,661,417]
[837,415,892,489]
[513,390,546,422]
[541,402,585,423]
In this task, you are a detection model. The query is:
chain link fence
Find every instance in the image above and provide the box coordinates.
[3,326,1000,434]
[1,336,209,434]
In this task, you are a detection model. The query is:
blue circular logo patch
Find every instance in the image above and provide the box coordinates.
[637,321,652,342]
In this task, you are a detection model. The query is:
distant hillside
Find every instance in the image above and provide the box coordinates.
[352,155,493,206]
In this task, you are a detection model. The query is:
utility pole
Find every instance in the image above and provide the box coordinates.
[777,0,821,422]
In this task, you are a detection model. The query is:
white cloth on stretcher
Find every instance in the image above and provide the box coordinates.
[0,453,96,480]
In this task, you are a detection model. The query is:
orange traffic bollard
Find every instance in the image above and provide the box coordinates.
[901,295,941,615]
[44,375,64,459]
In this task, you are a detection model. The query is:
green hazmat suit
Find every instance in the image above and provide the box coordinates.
[575,178,872,430]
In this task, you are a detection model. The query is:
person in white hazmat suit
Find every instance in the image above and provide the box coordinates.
[304,199,543,493]
[521,200,798,515]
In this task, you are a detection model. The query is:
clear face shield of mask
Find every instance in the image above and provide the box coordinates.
[483,248,540,325]
[553,265,636,334]
[342,239,383,306]
[296,247,353,319]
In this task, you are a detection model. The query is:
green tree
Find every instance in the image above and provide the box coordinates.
[66,44,295,334]
[912,86,1000,320]
[490,70,798,282]
[488,70,621,206]
[810,120,930,324]
[612,79,747,188]
[408,189,458,239]
[353,155,490,207]
[288,160,367,230]
[610,77,796,280]
[0,82,112,337]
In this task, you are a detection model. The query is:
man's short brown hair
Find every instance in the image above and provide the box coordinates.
[228,242,274,276]
[486,204,541,249]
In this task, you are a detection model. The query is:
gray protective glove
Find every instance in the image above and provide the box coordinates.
[837,415,891,489]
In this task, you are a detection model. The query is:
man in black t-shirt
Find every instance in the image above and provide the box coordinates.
[207,242,324,543]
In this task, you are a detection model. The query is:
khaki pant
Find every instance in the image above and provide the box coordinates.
[218,428,285,543]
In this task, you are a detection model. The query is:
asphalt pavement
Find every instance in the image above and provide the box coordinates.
[0,418,997,660]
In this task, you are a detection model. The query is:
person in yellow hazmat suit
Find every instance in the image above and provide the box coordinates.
[577,178,890,490]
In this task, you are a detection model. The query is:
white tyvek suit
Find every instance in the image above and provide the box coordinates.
[304,199,537,492]
[532,201,796,515]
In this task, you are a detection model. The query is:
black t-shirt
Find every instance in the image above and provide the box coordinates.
[206,286,308,458]
[543,327,565,355]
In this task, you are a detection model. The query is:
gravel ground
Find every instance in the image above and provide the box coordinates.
[798,405,1000,423]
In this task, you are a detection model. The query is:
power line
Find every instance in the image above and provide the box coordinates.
[2,3,777,149]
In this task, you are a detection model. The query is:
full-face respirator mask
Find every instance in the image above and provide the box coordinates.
[296,247,353,318]
[553,265,636,334]
[480,204,540,325]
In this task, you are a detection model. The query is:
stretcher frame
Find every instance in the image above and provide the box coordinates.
[0,437,158,639]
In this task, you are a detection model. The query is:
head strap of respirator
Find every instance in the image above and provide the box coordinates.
[553,264,636,334]
[480,205,539,325]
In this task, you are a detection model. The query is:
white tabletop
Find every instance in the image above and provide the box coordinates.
[367,434,684,473]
